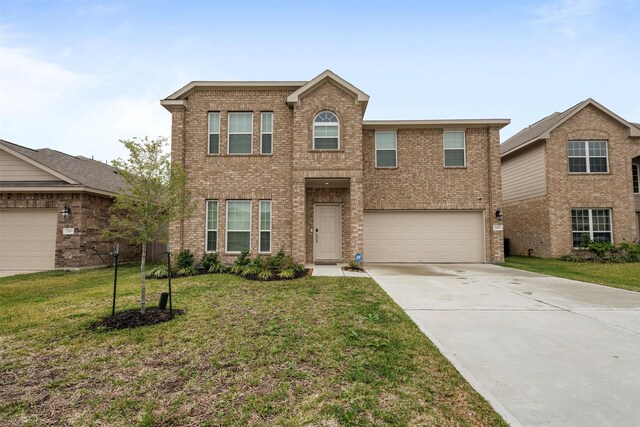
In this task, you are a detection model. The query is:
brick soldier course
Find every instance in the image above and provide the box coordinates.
[162,70,509,264]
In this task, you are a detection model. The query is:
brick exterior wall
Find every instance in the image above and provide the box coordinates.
[502,104,640,257]
[0,192,139,268]
[362,126,504,263]
[166,77,504,264]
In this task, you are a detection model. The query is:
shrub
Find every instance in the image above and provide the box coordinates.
[176,249,195,270]
[147,264,169,279]
[587,241,615,258]
[200,252,228,274]
[175,266,197,277]
[564,241,640,263]
[227,250,304,281]
[346,260,364,271]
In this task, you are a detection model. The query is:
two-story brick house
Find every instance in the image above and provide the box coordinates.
[161,70,509,265]
[501,99,640,257]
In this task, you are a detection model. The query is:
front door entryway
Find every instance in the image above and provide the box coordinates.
[314,204,341,262]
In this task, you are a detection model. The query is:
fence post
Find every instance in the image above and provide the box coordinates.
[111,244,119,317]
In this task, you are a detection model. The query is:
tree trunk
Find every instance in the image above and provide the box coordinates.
[140,243,147,314]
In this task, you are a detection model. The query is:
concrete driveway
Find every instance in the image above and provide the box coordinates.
[366,263,640,427]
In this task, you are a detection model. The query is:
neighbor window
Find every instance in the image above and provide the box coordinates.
[205,200,218,252]
[226,200,251,252]
[444,131,466,167]
[633,164,639,194]
[313,111,339,150]
[228,112,253,154]
[261,112,273,154]
[375,131,397,168]
[208,112,220,154]
[567,140,608,173]
[571,208,612,248]
[259,200,271,253]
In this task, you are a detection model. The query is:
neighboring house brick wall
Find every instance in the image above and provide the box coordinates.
[546,105,639,256]
[503,196,551,257]
[0,192,138,268]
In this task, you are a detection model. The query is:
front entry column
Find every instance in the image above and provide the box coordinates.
[350,177,364,261]
[291,179,306,264]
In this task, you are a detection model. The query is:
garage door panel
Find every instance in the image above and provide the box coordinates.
[364,211,484,263]
[0,210,57,271]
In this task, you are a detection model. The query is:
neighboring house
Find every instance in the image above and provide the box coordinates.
[500,99,640,258]
[161,70,508,265]
[0,140,137,273]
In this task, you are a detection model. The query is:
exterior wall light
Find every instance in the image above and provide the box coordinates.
[495,209,503,221]
[62,205,71,221]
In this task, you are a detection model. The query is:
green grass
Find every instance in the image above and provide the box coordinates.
[0,267,505,426]
[504,256,640,292]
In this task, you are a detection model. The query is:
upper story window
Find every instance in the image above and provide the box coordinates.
[568,140,608,173]
[261,112,273,154]
[443,131,466,167]
[313,111,339,150]
[375,131,397,168]
[633,164,639,194]
[208,112,220,154]
[228,112,253,154]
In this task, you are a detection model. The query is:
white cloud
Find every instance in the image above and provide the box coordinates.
[536,0,602,37]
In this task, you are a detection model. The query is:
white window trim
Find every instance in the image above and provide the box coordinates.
[633,164,639,194]
[227,112,253,155]
[313,111,340,150]
[443,130,466,167]
[208,112,220,155]
[259,200,272,253]
[205,200,218,253]
[260,112,273,155]
[571,208,613,248]
[568,140,609,173]
[225,200,252,253]
[375,130,397,168]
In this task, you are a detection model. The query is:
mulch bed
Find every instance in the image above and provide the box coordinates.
[89,307,185,331]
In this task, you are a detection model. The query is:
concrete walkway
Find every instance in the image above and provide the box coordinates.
[367,263,640,427]
[308,264,369,277]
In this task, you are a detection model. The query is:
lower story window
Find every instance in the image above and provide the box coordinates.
[226,200,251,252]
[206,200,218,252]
[259,200,271,253]
[571,208,612,248]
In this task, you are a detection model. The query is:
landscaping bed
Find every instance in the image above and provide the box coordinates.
[0,266,505,426]
[89,307,185,331]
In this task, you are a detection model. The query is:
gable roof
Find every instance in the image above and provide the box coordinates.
[0,139,125,195]
[501,98,640,156]
[285,70,370,110]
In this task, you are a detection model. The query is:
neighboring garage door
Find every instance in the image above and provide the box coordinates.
[0,209,57,272]
[364,210,485,263]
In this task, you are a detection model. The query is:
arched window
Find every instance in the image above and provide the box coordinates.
[313,111,339,150]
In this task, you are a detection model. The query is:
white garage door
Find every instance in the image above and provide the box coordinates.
[0,209,57,272]
[364,210,485,263]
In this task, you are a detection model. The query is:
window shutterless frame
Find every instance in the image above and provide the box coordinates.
[227,112,253,155]
[443,130,466,167]
[205,200,218,252]
[260,112,273,154]
[226,200,252,253]
[208,112,220,154]
[632,164,639,194]
[567,140,609,173]
[375,131,397,168]
[259,200,271,253]
[571,208,613,248]
[313,111,340,150]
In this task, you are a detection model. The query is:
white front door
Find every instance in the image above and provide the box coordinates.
[314,204,341,261]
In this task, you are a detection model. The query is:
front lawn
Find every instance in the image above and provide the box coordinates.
[504,256,640,292]
[0,266,504,426]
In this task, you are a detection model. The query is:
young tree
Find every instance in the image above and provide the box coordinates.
[106,136,194,313]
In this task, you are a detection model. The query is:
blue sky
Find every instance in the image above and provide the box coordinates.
[1,0,639,162]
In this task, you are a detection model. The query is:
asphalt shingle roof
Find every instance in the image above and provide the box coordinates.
[0,139,125,194]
